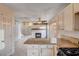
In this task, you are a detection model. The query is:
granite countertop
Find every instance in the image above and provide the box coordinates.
[58,39,79,48]
[24,38,57,45]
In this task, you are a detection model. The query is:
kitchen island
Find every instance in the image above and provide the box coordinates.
[23,38,57,56]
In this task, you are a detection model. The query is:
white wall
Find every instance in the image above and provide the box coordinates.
[16,22,50,40]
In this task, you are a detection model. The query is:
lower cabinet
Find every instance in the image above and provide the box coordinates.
[26,45,54,56]
[27,48,40,56]
[26,45,40,56]
[53,45,57,56]
[41,48,52,56]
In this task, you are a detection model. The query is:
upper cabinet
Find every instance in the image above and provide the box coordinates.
[58,11,64,30]
[51,3,79,31]
[74,12,79,31]
[50,16,59,37]
[63,4,74,31]
[74,3,79,13]
[73,4,79,31]
[50,3,79,39]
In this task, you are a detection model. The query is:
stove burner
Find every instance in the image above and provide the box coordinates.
[58,48,79,56]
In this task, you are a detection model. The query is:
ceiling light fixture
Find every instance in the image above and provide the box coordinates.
[37,18,42,24]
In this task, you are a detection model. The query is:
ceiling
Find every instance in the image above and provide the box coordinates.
[3,3,69,22]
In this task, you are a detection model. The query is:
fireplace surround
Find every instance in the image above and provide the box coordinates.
[35,33,41,38]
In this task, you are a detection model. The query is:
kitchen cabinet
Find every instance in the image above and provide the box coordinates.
[27,45,40,56]
[58,11,64,30]
[59,3,79,31]
[49,16,58,43]
[51,21,57,37]
[27,48,40,56]
[41,48,52,56]
[53,45,57,56]
[26,45,53,56]
[63,4,79,31]
[72,3,79,31]
[50,21,57,43]
[74,3,79,13]
[63,4,74,31]
[41,45,53,56]
[55,16,59,30]
[51,4,79,31]
[74,12,79,31]
[51,16,59,37]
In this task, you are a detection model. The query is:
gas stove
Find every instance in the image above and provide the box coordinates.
[57,48,79,56]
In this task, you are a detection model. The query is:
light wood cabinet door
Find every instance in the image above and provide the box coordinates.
[58,11,64,30]
[52,16,59,37]
[41,48,52,56]
[63,4,74,31]
[27,48,40,56]
[53,45,57,56]
[74,3,79,13]
[27,45,40,56]
[51,21,58,38]
[55,16,59,37]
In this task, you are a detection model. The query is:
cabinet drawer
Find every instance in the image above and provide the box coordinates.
[74,3,79,13]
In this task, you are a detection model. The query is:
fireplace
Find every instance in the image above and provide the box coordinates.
[35,33,41,38]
